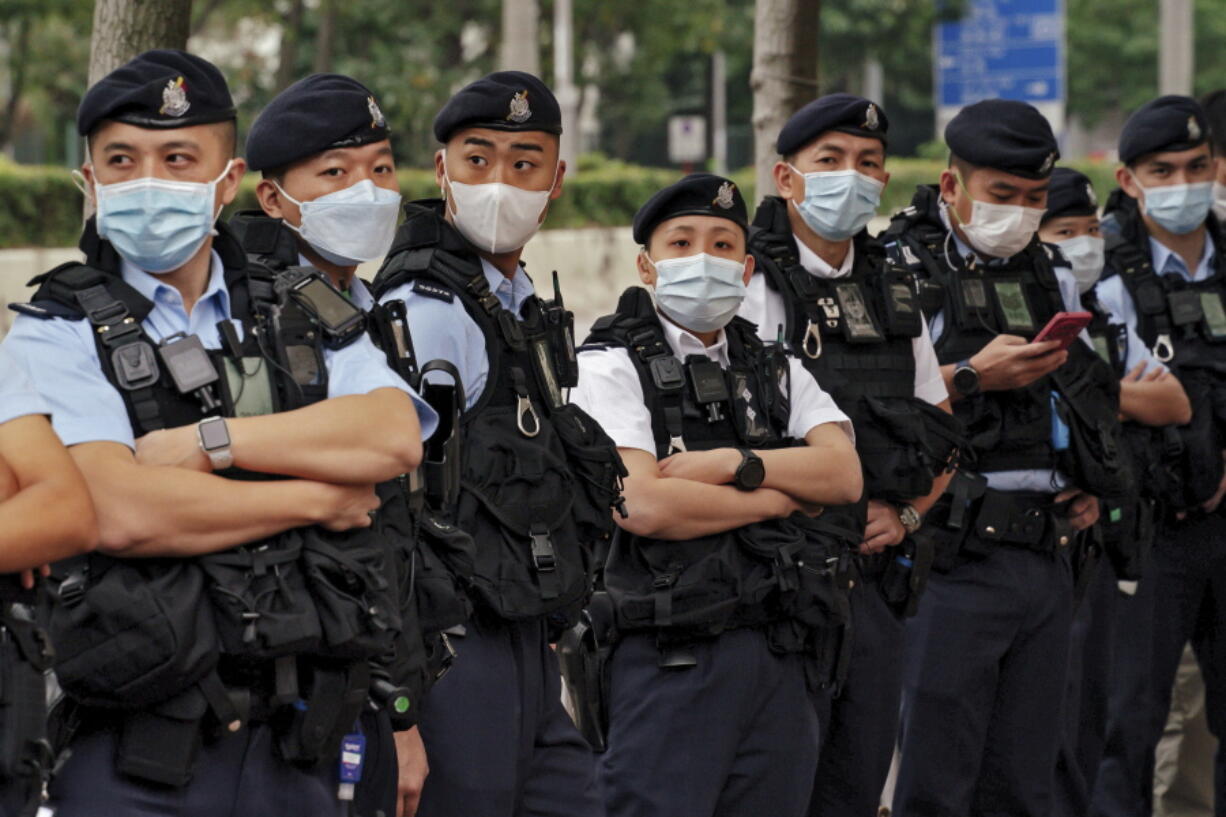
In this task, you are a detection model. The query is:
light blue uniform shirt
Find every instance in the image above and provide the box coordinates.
[1093,236,1215,372]
[928,211,1085,492]
[0,345,50,425]
[378,257,536,410]
[1,250,437,449]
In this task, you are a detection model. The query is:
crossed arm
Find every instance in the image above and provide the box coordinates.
[615,423,862,541]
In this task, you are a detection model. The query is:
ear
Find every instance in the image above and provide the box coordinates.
[434,149,447,195]
[880,169,891,193]
[216,158,247,208]
[741,253,755,285]
[773,161,796,199]
[637,249,656,286]
[255,178,284,219]
[549,159,566,200]
[1116,165,1141,201]
[938,167,960,207]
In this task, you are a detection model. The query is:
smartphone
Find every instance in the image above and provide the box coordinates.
[1033,311,1093,350]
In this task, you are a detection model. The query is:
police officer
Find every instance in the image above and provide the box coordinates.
[882,99,1125,816]
[571,173,861,817]
[371,72,625,817]
[1086,95,1226,817]
[238,73,428,817]
[1036,167,1192,817]
[0,49,437,816]
[0,347,97,817]
[740,94,958,817]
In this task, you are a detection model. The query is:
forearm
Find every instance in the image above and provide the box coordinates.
[619,476,788,540]
[230,389,421,483]
[909,468,954,518]
[757,444,863,506]
[1120,378,1192,426]
[0,472,97,573]
[940,363,965,404]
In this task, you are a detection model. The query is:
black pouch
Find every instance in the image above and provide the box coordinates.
[1053,354,1133,497]
[0,602,51,786]
[880,537,933,618]
[549,403,627,542]
[556,591,618,752]
[858,396,964,501]
[301,526,400,660]
[1169,372,1224,509]
[917,470,987,574]
[198,536,321,659]
[47,556,220,708]
[753,515,855,632]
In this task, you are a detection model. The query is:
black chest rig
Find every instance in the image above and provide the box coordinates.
[16,224,402,779]
[749,196,962,502]
[0,576,53,811]
[372,200,625,625]
[884,185,1127,496]
[582,287,855,650]
[1100,201,1226,509]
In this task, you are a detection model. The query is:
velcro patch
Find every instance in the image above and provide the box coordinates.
[412,280,455,303]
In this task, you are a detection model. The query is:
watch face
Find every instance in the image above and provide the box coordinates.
[199,418,230,450]
[953,366,978,395]
[740,458,766,489]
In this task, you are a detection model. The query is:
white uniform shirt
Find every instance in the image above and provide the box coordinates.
[571,305,853,456]
[739,236,949,406]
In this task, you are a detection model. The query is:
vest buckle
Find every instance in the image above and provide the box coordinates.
[803,320,822,359]
[1153,333,1174,362]
[530,527,557,572]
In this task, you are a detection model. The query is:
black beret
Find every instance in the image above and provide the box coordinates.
[246,74,390,172]
[1042,167,1099,223]
[1119,95,1209,165]
[632,173,748,245]
[777,93,888,156]
[433,71,561,142]
[77,49,235,136]
[945,99,1059,179]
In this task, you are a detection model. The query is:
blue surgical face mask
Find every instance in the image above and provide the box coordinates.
[1132,172,1213,236]
[649,252,747,333]
[94,160,232,273]
[787,166,884,241]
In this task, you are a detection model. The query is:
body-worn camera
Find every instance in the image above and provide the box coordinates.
[275,266,366,349]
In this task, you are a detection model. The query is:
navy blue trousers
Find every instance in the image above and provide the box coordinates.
[597,627,819,817]
[894,540,1074,817]
[47,722,345,817]
[1091,513,1226,817]
[810,571,905,817]
[414,616,601,817]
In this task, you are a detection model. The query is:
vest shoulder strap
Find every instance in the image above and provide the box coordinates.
[1105,231,1170,348]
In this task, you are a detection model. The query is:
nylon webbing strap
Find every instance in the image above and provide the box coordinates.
[75,284,166,433]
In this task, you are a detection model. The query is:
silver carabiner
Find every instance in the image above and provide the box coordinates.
[517,394,541,438]
[803,320,822,359]
[1153,333,1174,363]
[668,435,687,455]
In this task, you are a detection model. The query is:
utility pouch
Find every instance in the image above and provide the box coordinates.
[115,687,208,787]
[917,470,987,573]
[198,537,321,660]
[46,556,220,708]
[858,396,964,502]
[880,537,932,618]
[301,527,400,660]
[549,403,628,542]
[276,661,370,768]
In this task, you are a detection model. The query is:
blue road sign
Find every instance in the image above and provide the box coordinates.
[936,0,1065,109]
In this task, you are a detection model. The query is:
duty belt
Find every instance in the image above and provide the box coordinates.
[968,488,1074,554]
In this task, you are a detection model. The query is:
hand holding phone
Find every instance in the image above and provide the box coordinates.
[1033,311,1092,350]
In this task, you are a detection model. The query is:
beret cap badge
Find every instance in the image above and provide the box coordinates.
[367,95,386,128]
[1188,115,1202,141]
[713,181,736,209]
[1038,151,1056,175]
[507,90,532,124]
[864,103,879,130]
[160,76,190,117]
[1085,183,1097,207]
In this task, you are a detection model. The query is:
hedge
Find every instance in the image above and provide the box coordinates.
[0,157,1125,250]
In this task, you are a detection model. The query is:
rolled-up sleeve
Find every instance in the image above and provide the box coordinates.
[571,347,657,456]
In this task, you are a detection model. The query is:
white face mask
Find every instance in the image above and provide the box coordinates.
[443,154,558,254]
[1055,235,1106,294]
[1213,181,1226,224]
[275,179,402,267]
[949,181,1044,259]
[649,252,748,333]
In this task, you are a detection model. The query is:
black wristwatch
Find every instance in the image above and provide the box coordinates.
[952,359,980,397]
[733,448,766,491]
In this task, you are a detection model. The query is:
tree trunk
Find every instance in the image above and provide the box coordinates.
[0,17,32,153]
[275,0,305,92]
[750,0,820,205]
[313,0,337,75]
[88,0,194,87]
[500,0,540,75]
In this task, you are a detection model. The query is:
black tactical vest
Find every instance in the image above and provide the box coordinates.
[15,223,400,769]
[884,185,1128,497]
[1099,196,1226,508]
[371,200,626,625]
[582,287,856,650]
[749,196,963,503]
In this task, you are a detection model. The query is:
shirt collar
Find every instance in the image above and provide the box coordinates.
[657,307,730,367]
[793,233,855,279]
[481,257,535,314]
[121,250,231,317]
[1148,235,1216,282]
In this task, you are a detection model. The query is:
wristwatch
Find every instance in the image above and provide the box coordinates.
[952,359,981,397]
[896,503,922,535]
[197,416,234,470]
[733,448,766,491]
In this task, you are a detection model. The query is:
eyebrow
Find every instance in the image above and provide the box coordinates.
[463,137,495,148]
[160,140,201,151]
[510,142,544,153]
[988,181,1049,194]
[101,141,135,153]
[811,143,846,155]
[662,224,696,234]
